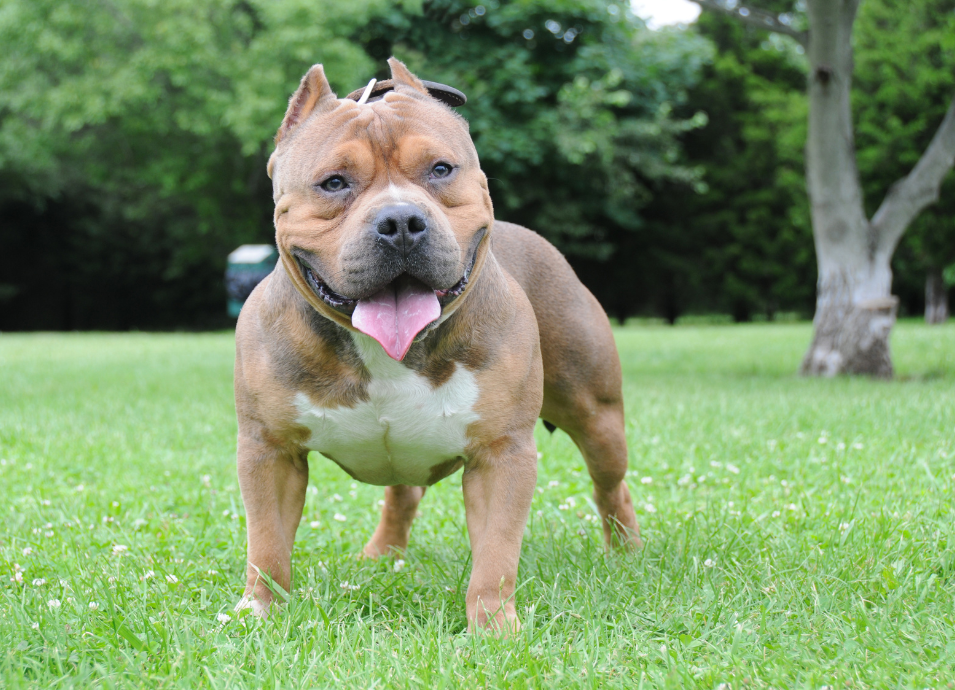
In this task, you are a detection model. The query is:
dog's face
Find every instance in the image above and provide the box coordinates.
[268,59,494,342]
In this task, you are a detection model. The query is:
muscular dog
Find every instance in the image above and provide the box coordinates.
[233,58,641,631]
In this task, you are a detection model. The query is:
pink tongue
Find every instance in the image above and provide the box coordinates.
[352,278,441,361]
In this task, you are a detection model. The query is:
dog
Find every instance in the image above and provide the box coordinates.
[233,58,641,632]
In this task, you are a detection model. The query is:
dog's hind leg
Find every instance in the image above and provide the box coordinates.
[543,388,641,550]
[362,485,426,558]
[566,402,642,550]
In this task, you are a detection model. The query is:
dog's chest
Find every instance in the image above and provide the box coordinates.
[294,334,480,486]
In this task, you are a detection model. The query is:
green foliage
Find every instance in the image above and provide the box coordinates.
[623,6,816,323]
[2,324,955,685]
[0,0,388,329]
[853,0,955,307]
[0,0,709,329]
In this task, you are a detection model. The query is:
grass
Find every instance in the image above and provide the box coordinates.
[1,321,954,688]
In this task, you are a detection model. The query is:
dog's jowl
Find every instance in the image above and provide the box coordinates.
[233,58,641,632]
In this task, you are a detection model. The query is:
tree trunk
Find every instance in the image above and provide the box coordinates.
[799,0,898,376]
[697,0,955,376]
[925,269,949,324]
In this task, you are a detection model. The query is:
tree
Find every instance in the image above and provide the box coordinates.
[852,0,955,324]
[696,0,955,376]
[0,0,711,330]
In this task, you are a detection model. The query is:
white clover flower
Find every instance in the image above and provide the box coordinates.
[47,599,61,609]
[11,572,23,584]
[75,484,84,492]
[112,544,128,554]
[839,522,850,531]
[566,497,576,508]
[547,480,559,488]
[22,547,33,556]
[772,510,781,518]
[141,570,155,581]
[32,578,46,586]
[640,476,653,484]
[333,513,347,522]
[309,521,320,529]
[201,475,211,487]
[852,442,864,450]
[348,490,357,499]
[644,503,657,513]
[558,504,569,511]
[40,500,51,506]
[222,510,230,517]
[44,531,54,538]
[703,558,715,568]
[726,464,740,475]
[165,574,178,584]
[332,494,343,502]
[393,559,406,573]
[217,613,231,624]
[89,602,99,611]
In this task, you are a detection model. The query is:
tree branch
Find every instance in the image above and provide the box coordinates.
[693,0,809,47]
[871,93,955,251]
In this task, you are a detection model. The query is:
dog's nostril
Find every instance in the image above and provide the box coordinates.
[378,218,399,236]
[408,216,427,235]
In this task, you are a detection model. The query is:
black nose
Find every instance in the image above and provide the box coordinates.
[373,204,429,256]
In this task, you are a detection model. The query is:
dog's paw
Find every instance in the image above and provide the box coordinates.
[234,595,270,619]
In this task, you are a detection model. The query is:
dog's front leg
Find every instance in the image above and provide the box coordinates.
[235,434,308,617]
[462,434,537,634]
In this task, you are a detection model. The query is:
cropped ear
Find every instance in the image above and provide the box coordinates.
[387,57,429,96]
[275,64,337,145]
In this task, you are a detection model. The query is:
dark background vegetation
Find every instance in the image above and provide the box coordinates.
[0,0,952,330]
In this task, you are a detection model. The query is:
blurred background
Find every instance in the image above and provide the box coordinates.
[0,0,952,331]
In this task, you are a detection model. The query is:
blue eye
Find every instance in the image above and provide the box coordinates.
[320,176,348,192]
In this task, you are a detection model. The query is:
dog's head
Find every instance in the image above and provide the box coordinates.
[269,58,494,360]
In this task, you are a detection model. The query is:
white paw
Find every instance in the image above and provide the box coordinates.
[234,595,270,619]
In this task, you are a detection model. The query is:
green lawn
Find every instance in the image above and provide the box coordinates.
[1,322,954,688]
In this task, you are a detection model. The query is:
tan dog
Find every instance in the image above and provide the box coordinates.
[233,58,641,631]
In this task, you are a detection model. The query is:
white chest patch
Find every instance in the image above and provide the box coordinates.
[294,333,480,486]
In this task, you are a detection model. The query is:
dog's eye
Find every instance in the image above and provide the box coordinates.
[319,176,348,192]
[430,163,453,180]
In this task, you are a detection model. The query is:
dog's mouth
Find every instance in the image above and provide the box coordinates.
[300,262,359,315]
[296,252,475,314]
[295,250,477,361]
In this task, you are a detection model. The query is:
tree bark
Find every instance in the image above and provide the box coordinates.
[798,0,898,377]
[925,269,949,324]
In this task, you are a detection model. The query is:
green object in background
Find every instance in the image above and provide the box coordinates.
[225,245,278,317]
